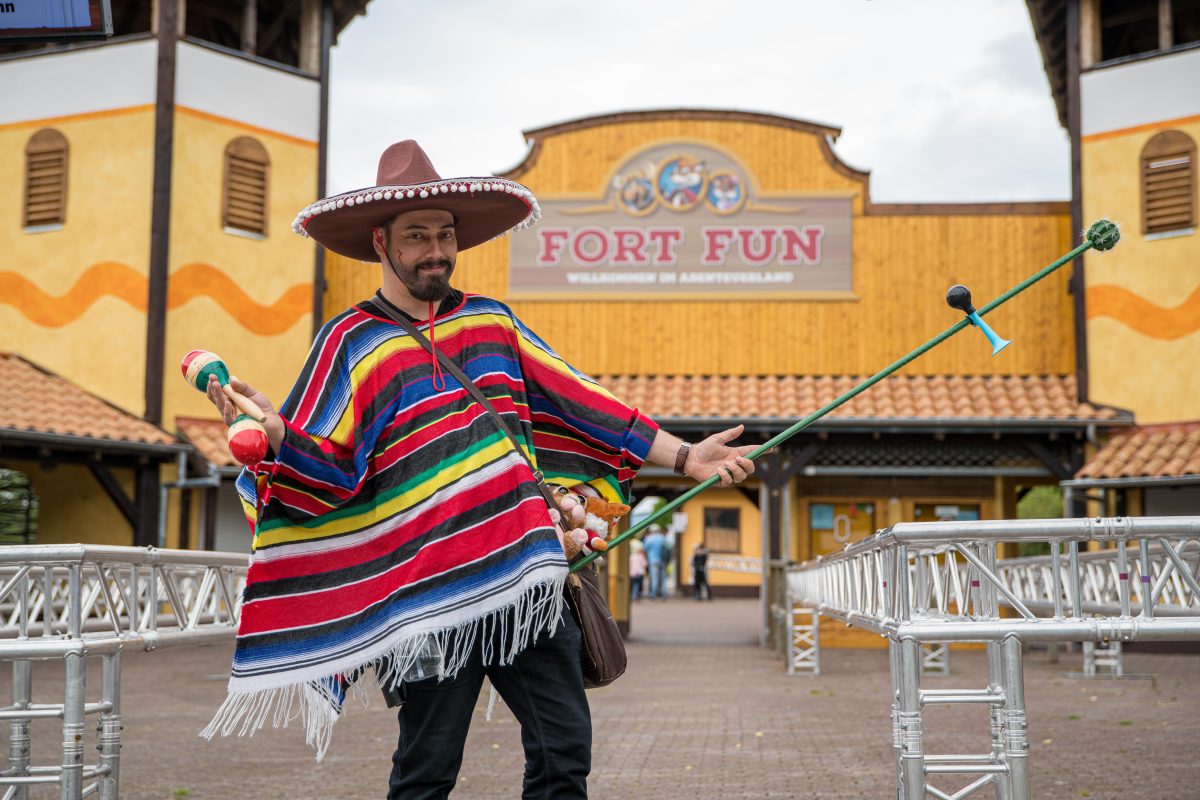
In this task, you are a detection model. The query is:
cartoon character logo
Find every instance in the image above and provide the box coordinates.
[618,176,656,215]
[656,156,707,210]
[706,171,744,215]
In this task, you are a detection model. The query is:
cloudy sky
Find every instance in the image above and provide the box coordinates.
[326,0,1070,203]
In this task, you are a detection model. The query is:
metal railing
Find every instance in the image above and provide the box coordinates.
[785,516,1200,800]
[0,545,248,800]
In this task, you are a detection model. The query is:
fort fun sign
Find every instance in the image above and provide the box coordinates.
[508,142,853,298]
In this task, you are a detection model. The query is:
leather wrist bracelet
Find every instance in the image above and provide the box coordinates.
[673,442,692,476]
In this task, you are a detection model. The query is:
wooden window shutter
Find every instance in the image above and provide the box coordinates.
[24,129,68,229]
[1141,130,1196,235]
[223,137,270,236]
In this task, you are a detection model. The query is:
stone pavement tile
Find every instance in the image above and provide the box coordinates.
[1,598,1197,798]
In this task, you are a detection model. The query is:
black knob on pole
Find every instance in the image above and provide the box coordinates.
[946,285,976,315]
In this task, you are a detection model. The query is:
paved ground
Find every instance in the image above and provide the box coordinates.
[2,598,1198,799]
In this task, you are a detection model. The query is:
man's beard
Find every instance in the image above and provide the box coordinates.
[390,254,455,302]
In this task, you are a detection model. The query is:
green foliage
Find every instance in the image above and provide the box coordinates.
[1014,485,1061,556]
[0,469,38,544]
[1017,485,1062,519]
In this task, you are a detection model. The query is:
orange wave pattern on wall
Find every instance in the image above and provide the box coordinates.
[0,262,310,335]
[1086,284,1200,339]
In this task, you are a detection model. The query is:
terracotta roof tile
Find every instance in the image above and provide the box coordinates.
[599,374,1127,424]
[0,353,176,448]
[1077,421,1200,480]
[176,417,237,468]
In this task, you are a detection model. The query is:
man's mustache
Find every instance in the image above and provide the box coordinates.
[414,259,453,271]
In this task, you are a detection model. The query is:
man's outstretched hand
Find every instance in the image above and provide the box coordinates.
[684,425,755,487]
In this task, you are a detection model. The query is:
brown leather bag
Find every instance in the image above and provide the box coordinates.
[373,303,628,689]
[565,563,628,688]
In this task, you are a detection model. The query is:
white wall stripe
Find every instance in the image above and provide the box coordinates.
[0,39,157,127]
[175,42,319,143]
[1082,48,1200,137]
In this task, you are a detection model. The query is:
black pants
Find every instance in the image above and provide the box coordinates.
[388,611,591,799]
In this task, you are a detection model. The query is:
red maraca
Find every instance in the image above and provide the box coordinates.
[181,350,269,465]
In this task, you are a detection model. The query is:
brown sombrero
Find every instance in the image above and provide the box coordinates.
[292,140,540,262]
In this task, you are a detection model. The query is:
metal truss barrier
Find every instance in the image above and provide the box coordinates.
[785,516,1200,800]
[996,543,1199,676]
[0,545,248,800]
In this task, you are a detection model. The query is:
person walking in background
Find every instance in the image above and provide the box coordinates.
[691,542,711,601]
[643,524,668,600]
[629,542,647,601]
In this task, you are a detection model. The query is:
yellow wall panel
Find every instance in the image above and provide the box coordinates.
[162,111,318,425]
[1,462,136,548]
[0,108,156,414]
[677,489,762,588]
[1082,118,1200,422]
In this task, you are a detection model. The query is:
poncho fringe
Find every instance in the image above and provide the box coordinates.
[202,574,567,760]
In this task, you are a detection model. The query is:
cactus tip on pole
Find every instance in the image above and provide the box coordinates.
[1085,219,1120,251]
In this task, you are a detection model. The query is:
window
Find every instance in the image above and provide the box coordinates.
[702,507,741,553]
[186,0,305,70]
[23,129,68,230]
[1099,0,1161,60]
[1174,0,1200,47]
[1141,130,1196,236]
[222,137,270,237]
[1096,0,1200,60]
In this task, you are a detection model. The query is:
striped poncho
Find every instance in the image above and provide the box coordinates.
[202,293,658,757]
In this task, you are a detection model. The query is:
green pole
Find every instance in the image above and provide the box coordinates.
[571,219,1120,573]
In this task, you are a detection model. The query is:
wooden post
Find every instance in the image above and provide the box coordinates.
[144,0,178,426]
[203,485,219,551]
[609,518,630,636]
[133,465,161,548]
[1067,0,1089,403]
[241,0,258,54]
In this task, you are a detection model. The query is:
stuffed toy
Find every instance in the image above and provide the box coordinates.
[554,492,631,562]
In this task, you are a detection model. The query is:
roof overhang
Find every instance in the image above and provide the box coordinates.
[0,428,190,460]
[1025,0,1069,129]
[1062,474,1200,489]
[656,416,1135,436]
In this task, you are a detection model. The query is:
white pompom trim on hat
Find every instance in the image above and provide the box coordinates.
[289,178,543,240]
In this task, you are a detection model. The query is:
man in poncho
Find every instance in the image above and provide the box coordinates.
[202,140,754,799]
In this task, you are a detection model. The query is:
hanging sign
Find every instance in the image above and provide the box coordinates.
[0,0,111,41]
[508,141,853,298]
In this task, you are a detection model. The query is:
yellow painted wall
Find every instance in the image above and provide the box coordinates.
[162,109,317,425]
[326,115,1074,378]
[1082,118,1200,423]
[0,462,136,547]
[678,487,762,588]
[0,107,155,414]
